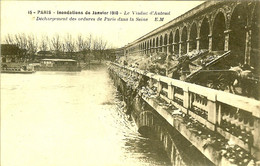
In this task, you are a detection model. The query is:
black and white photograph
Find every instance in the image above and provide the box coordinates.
[1,1,260,166]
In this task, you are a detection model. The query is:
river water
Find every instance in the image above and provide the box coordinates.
[1,66,171,166]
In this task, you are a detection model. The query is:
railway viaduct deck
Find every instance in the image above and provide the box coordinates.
[124,1,259,73]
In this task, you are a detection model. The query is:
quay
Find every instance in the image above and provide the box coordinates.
[108,62,260,166]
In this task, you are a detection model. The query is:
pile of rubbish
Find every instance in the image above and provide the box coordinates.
[116,49,209,78]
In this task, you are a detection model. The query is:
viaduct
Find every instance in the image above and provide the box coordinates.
[109,1,260,166]
[124,1,259,73]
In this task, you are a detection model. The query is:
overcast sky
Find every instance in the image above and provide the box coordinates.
[1,1,204,48]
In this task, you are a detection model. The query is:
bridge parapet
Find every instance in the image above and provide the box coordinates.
[109,62,260,164]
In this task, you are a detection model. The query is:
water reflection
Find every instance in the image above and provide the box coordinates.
[1,67,171,166]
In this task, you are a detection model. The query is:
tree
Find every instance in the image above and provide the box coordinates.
[38,35,49,57]
[14,33,29,62]
[93,36,107,63]
[50,34,62,57]
[27,34,38,60]
[76,34,86,61]
[4,34,15,45]
[64,34,75,58]
[76,34,94,67]
[39,35,49,51]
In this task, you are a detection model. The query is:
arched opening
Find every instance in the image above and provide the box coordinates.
[144,42,147,54]
[156,37,159,52]
[138,126,154,138]
[212,12,226,51]
[164,34,168,53]
[150,39,152,53]
[169,32,173,54]
[251,3,260,73]
[147,41,150,53]
[200,18,210,50]
[152,38,155,53]
[174,29,180,54]
[146,41,149,54]
[230,4,247,65]
[181,26,188,54]
[160,35,163,52]
[189,23,197,51]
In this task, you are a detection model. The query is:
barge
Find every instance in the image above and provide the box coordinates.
[35,59,81,72]
[1,65,35,74]
[1,68,35,74]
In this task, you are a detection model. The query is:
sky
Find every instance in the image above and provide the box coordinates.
[1,1,204,48]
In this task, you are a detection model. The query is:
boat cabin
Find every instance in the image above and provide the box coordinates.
[40,59,77,67]
[38,59,81,71]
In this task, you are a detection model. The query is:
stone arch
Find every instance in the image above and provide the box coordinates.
[199,17,210,50]
[148,40,150,53]
[160,35,163,52]
[138,111,155,137]
[169,31,173,54]
[145,42,147,54]
[211,8,228,30]
[250,2,260,73]
[229,3,248,65]
[174,29,180,54]
[181,26,188,54]
[189,22,197,51]
[164,33,168,53]
[156,36,159,52]
[164,33,168,45]
[146,40,149,53]
[212,11,226,51]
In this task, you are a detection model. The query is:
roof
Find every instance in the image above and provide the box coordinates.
[41,59,76,62]
[37,51,52,54]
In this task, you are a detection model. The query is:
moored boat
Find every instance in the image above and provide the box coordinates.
[1,68,35,74]
[35,59,81,72]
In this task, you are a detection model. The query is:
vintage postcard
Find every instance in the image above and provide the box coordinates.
[1,1,259,166]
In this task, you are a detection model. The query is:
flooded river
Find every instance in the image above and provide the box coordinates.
[1,66,171,166]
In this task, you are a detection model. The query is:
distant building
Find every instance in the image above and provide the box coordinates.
[104,48,124,61]
[36,51,53,57]
[115,47,124,58]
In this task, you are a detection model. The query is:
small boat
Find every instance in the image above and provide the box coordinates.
[1,68,35,74]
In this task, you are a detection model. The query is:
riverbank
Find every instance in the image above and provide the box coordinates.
[2,60,107,70]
